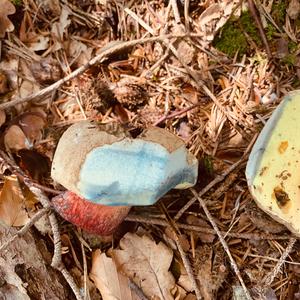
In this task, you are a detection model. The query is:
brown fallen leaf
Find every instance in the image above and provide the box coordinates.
[0,0,16,38]
[287,0,300,20]
[18,112,46,145]
[194,245,228,300]
[0,110,6,127]
[4,125,30,151]
[3,111,46,151]
[0,70,9,94]
[113,233,176,300]
[90,249,140,300]
[30,57,62,84]
[0,176,30,227]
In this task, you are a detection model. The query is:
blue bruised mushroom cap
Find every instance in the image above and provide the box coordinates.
[51,121,198,206]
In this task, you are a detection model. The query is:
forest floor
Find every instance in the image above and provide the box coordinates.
[0,0,300,299]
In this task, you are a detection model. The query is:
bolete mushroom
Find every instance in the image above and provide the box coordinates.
[246,91,300,235]
[51,121,198,235]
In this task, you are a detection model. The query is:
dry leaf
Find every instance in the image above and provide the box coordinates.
[36,0,61,15]
[30,57,61,84]
[0,176,30,227]
[113,233,176,300]
[51,6,71,51]
[194,245,228,300]
[4,125,30,151]
[186,215,215,243]
[197,1,239,43]
[19,80,40,99]
[19,112,46,144]
[0,0,16,38]
[177,41,195,65]
[0,109,6,127]
[287,0,300,19]
[0,57,19,89]
[0,70,9,94]
[66,39,92,67]
[90,249,140,300]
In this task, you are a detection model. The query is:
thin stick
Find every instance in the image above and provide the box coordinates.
[153,104,200,126]
[0,152,83,300]
[174,230,202,300]
[159,203,202,299]
[29,186,83,300]
[0,208,49,252]
[170,0,181,24]
[174,156,247,221]
[190,188,252,300]
[247,0,272,59]
[125,214,290,240]
[263,238,297,286]
[184,0,190,32]
[0,34,200,110]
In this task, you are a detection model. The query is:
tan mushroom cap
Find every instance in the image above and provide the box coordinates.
[246,91,300,236]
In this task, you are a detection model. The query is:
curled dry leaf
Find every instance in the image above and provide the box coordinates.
[0,0,16,38]
[18,112,46,145]
[51,6,71,51]
[113,233,176,300]
[0,176,30,227]
[4,112,46,151]
[90,249,140,300]
[4,125,30,151]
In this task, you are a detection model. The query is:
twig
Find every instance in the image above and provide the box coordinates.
[247,0,272,59]
[0,150,62,195]
[0,34,200,110]
[184,0,190,32]
[0,208,49,252]
[61,268,83,300]
[158,203,202,299]
[262,238,297,286]
[174,156,247,221]
[190,188,252,300]
[170,0,181,24]
[0,152,83,300]
[29,186,83,300]
[125,214,290,240]
[80,240,90,300]
[153,104,200,126]
[174,230,202,300]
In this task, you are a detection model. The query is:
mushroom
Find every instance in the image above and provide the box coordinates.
[246,91,300,235]
[51,121,198,235]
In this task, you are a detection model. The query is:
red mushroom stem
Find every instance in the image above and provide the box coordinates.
[51,191,131,235]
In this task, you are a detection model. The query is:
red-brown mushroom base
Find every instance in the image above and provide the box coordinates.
[52,191,131,236]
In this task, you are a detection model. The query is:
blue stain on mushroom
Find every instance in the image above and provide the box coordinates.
[51,121,198,206]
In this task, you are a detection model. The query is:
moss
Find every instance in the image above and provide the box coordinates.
[282,54,297,66]
[239,11,262,46]
[272,1,287,25]
[214,24,248,57]
[266,23,277,41]
[213,11,261,57]
[292,78,300,88]
[288,41,298,52]
[10,0,22,5]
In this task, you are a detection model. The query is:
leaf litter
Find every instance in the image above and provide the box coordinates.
[0,0,299,299]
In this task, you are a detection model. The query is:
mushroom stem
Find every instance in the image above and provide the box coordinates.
[52,191,131,236]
